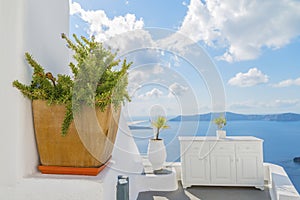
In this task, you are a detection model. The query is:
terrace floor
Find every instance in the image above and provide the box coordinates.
[137,181,271,200]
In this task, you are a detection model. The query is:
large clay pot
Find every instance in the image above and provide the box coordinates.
[147,139,167,170]
[32,100,120,169]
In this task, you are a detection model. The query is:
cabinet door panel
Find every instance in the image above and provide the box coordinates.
[236,153,263,185]
[186,154,210,183]
[210,153,236,184]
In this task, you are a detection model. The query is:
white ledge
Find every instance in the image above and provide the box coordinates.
[265,163,300,200]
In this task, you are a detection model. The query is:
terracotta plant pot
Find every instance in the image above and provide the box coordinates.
[32,100,120,174]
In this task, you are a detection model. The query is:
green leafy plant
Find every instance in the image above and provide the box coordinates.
[213,115,227,130]
[13,33,132,136]
[151,116,170,140]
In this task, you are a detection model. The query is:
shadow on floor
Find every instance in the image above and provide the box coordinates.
[137,181,271,200]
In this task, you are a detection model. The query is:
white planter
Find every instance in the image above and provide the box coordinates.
[217,130,226,139]
[148,139,167,170]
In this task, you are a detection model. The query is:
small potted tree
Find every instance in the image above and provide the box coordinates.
[214,115,227,139]
[12,34,131,175]
[147,116,170,171]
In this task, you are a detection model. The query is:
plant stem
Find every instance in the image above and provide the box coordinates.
[156,128,159,140]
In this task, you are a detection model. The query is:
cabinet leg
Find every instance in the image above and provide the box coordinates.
[255,186,264,191]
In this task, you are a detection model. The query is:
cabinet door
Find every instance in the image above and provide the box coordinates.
[183,142,211,184]
[236,153,263,185]
[210,143,236,184]
[185,154,210,183]
[236,143,263,185]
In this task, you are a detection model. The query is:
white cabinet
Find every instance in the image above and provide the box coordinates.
[179,136,264,190]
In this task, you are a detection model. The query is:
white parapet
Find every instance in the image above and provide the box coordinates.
[0,0,69,188]
[262,163,299,200]
[136,157,178,192]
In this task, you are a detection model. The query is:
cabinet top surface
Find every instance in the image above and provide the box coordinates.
[178,136,263,142]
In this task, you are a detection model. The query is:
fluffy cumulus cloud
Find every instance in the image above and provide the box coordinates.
[179,0,300,62]
[272,77,300,88]
[128,70,147,83]
[70,0,300,63]
[128,64,164,85]
[70,1,144,41]
[70,1,158,68]
[228,68,269,87]
[168,82,188,97]
[137,88,164,99]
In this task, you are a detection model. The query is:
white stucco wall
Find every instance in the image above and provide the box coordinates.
[0,0,69,191]
[24,0,70,75]
[0,0,25,187]
[0,1,145,199]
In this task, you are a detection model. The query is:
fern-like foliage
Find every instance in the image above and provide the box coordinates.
[13,33,132,136]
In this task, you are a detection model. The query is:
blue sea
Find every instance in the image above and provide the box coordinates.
[130,120,300,192]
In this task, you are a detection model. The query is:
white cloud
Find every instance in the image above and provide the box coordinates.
[128,70,148,83]
[228,68,269,87]
[179,0,300,62]
[70,0,300,63]
[179,0,216,45]
[229,99,300,111]
[153,65,164,74]
[127,69,149,96]
[69,1,82,15]
[138,88,164,99]
[127,63,173,97]
[171,55,181,67]
[272,77,300,88]
[70,2,157,68]
[228,101,256,110]
[70,1,144,41]
[128,64,164,85]
[271,99,300,108]
[168,82,188,97]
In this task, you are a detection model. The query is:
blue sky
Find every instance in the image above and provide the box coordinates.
[69,0,300,116]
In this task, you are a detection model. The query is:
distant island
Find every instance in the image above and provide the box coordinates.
[170,112,300,122]
[128,125,152,130]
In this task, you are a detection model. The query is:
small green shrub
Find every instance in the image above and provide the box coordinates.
[151,116,170,140]
[213,115,227,130]
[13,33,132,136]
